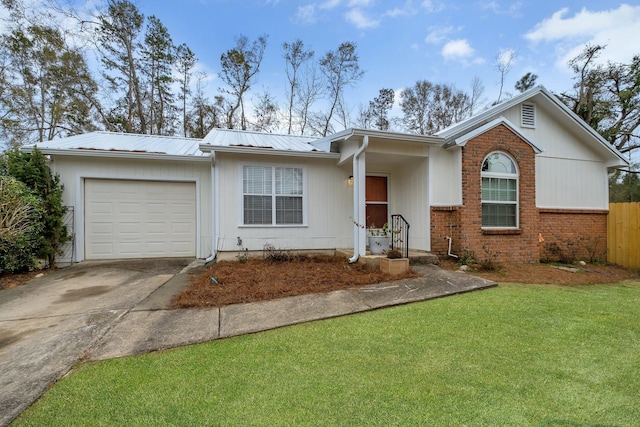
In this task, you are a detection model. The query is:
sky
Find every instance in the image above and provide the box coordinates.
[122,0,640,119]
[5,0,640,129]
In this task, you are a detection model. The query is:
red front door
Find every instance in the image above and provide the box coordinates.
[365,176,388,228]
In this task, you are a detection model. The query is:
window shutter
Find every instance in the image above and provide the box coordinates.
[521,103,535,128]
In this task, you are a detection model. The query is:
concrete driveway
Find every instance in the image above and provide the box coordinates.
[0,258,194,426]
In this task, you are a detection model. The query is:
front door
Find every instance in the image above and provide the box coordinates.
[365,176,388,228]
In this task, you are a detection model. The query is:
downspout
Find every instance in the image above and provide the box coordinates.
[444,236,459,259]
[205,151,217,265]
[349,135,369,263]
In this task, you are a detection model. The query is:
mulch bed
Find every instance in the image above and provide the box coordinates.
[172,255,419,308]
[0,269,51,290]
[439,259,639,285]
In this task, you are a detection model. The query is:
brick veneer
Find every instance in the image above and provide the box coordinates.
[430,123,608,263]
[538,209,608,262]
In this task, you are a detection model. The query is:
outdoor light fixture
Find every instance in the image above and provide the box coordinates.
[348,175,354,185]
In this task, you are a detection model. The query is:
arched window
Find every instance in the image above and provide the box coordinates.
[481,152,518,228]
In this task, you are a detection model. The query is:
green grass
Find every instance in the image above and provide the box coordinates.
[14,282,640,426]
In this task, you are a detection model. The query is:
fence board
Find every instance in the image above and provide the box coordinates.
[608,202,640,268]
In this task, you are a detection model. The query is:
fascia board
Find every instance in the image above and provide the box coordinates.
[199,144,340,159]
[21,147,212,162]
[452,116,544,154]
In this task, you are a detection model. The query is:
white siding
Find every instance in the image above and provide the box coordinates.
[429,146,461,206]
[537,158,608,209]
[214,153,353,253]
[501,102,611,209]
[389,157,431,251]
[49,156,212,262]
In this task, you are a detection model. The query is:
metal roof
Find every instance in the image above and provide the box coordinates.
[202,128,321,152]
[27,131,207,158]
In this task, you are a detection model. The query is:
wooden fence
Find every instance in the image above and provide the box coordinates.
[608,202,640,268]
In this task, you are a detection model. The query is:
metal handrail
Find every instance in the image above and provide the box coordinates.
[391,214,410,258]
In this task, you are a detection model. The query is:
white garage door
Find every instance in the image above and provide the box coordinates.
[85,179,196,259]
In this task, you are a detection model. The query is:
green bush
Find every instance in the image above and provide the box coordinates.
[3,147,68,266]
[0,176,44,273]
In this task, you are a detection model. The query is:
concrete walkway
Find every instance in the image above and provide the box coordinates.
[0,259,496,426]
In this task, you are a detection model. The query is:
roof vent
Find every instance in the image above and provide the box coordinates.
[521,103,535,128]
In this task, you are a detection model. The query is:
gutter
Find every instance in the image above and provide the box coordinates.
[198,144,340,159]
[208,151,218,263]
[20,147,211,162]
[349,134,368,264]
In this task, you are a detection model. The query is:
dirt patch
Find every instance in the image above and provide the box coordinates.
[173,255,419,308]
[0,269,50,290]
[439,259,639,285]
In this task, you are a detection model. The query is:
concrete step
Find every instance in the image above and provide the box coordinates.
[335,249,440,267]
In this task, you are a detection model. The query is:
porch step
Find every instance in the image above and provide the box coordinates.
[335,249,440,267]
[407,251,440,265]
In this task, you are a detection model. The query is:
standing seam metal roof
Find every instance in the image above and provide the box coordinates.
[202,128,321,152]
[28,131,207,157]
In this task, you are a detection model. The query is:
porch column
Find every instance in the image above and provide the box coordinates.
[356,150,367,256]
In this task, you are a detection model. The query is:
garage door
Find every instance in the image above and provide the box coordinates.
[85,179,196,259]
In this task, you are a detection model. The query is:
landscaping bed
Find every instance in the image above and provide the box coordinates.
[172,255,419,308]
[442,259,639,285]
[172,254,639,309]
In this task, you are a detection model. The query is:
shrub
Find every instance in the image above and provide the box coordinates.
[262,243,294,263]
[0,176,44,273]
[387,249,403,259]
[3,148,68,265]
[478,243,501,271]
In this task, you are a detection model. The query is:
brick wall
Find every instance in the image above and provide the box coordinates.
[431,124,540,263]
[538,209,608,262]
[430,123,609,264]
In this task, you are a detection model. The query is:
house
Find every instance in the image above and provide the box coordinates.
[26,85,628,264]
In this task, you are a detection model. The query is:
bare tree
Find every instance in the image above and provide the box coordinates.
[252,89,279,133]
[494,48,516,103]
[295,62,324,135]
[97,0,146,133]
[400,81,471,134]
[218,34,268,130]
[468,76,486,115]
[175,43,196,137]
[186,72,223,138]
[282,39,314,134]
[318,41,364,136]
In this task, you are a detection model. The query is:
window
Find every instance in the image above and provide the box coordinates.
[481,152,518,228]
[521,103,535,128]
[243,165,304,225]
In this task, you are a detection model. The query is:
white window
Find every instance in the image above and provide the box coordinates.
[521,103,536,128]
[243,165,304,225]
[481,152,518,228]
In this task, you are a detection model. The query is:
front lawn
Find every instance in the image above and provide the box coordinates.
[15,282,640,426]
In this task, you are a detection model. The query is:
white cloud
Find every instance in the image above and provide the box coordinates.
[320,0,341,10]
[421,0,445,13]
[441,39,474,61]
[525,4,640,66]
[385,1,419,18]
[424,25,457,44]
[295,4,318,23]
[482,0,523,17]
[345,7,380,29]
[348,0,373,6]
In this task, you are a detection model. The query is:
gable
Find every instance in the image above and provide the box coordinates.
[437,85,628,169]
[501,102,603,163]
